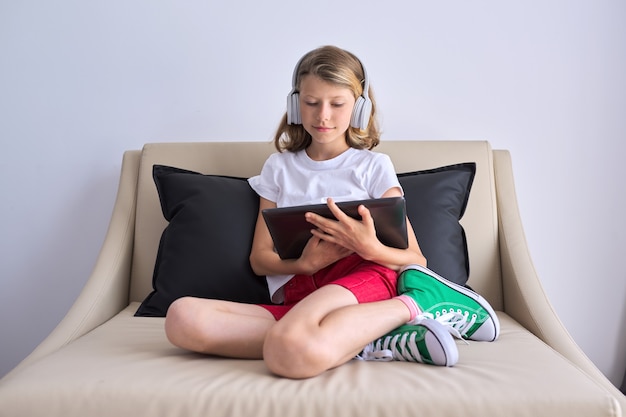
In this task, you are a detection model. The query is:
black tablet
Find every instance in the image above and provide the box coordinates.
[262,196,408,259]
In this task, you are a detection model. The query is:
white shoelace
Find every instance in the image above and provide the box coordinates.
[357,312,474,362]
[358,330,426,362]
[419,310,476,341]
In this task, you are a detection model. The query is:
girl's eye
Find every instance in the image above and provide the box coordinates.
[303,101,345,107]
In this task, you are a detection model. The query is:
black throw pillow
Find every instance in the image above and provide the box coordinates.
[135,162,476,317]
[398,163,476,285]
[135,165,271,317]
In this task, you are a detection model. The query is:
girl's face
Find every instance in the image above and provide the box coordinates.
[298,75,355,155]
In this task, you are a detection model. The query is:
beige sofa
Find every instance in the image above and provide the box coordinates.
[0,141,623,417]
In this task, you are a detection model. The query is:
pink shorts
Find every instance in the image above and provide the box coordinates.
[259,254,398,320]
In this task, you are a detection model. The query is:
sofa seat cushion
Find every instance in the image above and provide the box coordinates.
[0,304,618,417]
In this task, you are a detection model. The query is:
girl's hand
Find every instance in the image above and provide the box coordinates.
[305,198,382,261]
[297,234,353,275]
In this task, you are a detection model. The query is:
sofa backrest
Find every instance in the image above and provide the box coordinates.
[129,141,502,310]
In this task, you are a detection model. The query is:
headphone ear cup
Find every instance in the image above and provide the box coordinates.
[351,96,372,130]
[287,92,301,125]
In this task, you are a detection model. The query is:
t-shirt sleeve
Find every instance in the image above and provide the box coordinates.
[248,153,280,203]
[369,153,402,198]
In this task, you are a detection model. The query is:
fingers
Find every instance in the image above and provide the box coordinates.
[325,197,347,220]
[305,198,352,226]
[305,198,375,233]
[323,198,375,230]
[299,234,353,274]
[357,203,374,227]
[301,198,385,264]
[304,215,336,237]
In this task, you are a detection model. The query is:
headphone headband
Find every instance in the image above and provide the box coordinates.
[286,51,372,130]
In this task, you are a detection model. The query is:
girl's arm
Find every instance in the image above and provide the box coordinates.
[306,187,427,271]
[249,197,353,277]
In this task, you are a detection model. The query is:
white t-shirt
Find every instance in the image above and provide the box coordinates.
[248,147,402,303]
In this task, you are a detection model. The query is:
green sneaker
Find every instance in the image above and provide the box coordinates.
[358,317,459,367]
[398,264,500,342]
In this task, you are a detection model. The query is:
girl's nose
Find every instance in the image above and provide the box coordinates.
[317,103,331,121]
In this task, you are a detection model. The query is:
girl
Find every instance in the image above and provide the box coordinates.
[165,46,498,379]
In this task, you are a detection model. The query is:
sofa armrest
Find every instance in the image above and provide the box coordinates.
[7,150,141,375]
[494,149,625,408]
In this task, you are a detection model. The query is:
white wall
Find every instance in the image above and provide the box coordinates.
[1,1,625,385]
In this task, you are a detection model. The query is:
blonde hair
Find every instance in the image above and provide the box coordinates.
[274,45,380,152]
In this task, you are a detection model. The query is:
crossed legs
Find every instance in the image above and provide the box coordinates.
[165,284,410,379]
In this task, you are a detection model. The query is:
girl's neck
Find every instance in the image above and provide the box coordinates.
[305,142,350,161]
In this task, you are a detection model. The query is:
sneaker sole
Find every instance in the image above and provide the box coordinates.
[400,264,500,342]
[419,318,459,367]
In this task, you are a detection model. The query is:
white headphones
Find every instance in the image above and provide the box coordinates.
[286,53,372,130]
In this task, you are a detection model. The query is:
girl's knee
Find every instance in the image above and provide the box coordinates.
[263,324,333,379]
[164,297,197,347]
